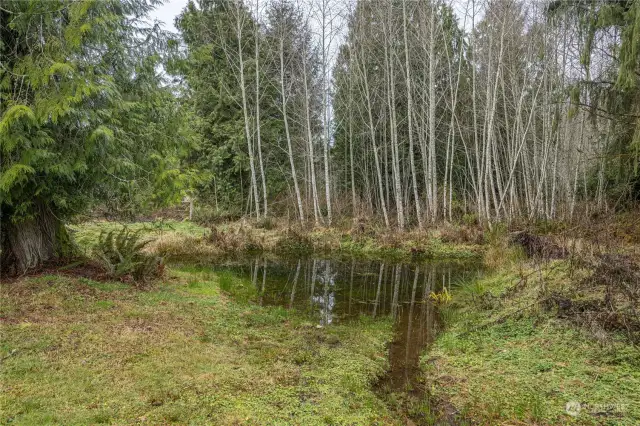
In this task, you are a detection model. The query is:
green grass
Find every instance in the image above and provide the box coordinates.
[1,271,395,425]
[7,219,637,424]
[69,220,208,254]
[425,262,640,425]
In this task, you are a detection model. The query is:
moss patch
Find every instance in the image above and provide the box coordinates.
[1,270,395,425]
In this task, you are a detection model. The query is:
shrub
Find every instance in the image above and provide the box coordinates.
[192,205,242,225]
[206,226,264,253]
[509,231,567,259]
[439,224,485,245]
[484,225,524,270]
[542,254,640,344]
[349,216,378,238]
[274,228,314,254]
[461,213,478,226]
[93,228,163,282]
[255,216,277,230]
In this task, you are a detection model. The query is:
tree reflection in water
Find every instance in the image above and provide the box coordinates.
[219,256,479,390]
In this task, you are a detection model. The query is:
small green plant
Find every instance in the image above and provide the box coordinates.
[461,213,478,226]
[429,287,452,304]
[93,227,163,282]
[217,271,235,292]
[438,305,462,326]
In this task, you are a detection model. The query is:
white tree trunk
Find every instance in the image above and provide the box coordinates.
[235,6,260,219]
[279,37,305,224]
[402,0,423,229]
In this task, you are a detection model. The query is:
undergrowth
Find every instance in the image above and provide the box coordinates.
[92,228,163,282]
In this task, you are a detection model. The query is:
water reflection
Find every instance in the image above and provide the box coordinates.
[207,257,478,391]
[237,258,473,326]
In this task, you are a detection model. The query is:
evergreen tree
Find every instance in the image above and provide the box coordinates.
[177,0,259,214]
[0,0,187,272]
[548,0,640,202]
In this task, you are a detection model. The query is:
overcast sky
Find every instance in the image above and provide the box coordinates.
[149,0,190,33]
[148,0,479,37]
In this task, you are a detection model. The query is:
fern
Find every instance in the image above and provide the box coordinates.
[93,227,162,282]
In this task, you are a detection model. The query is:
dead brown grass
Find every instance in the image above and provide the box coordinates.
[541,254,640,344]
[437,223,485,245]
[147,233,221,258]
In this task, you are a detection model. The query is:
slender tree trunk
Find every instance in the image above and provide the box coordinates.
[349,101,357,215]
[384,2,404,230]
[402,0,423,229]
[320,0,332,225]
[235,8,260,219]
[358,43,390,228]
[255,0,267,217]
[302,42,321,226]
[279,38,305,224]
[427,0,438,222]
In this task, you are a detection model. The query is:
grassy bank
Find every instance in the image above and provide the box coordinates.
[1,269,395,425]
[8,218,639,424]
[70,219,481,262]
[424,254,640,425]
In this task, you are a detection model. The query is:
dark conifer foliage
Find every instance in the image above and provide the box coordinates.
[0,0,191,272]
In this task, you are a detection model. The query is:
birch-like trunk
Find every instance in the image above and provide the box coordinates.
[402,0,423,229]
[235,7,260,219]
[254,0,267,217]
[358,44,390,228]
[279,37,305,224]
[427,1,438,221]
[302,40,321,226]
[384,2,404,230]
[320,0,332,225]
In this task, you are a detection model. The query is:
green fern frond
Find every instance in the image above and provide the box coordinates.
[92,227,161,282]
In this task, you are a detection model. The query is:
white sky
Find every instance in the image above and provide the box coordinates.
[149,0,480,36]
[149,0,190,33]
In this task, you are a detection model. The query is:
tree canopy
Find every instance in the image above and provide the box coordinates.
[1,0,639,273]
[0,0,190,271]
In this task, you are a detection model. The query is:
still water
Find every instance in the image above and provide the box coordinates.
[196,256,479,392]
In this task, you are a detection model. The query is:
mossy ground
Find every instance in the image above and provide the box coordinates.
[425,259,640,425]
[1,269,395,425]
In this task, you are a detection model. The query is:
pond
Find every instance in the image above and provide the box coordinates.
[186,256,480,394]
